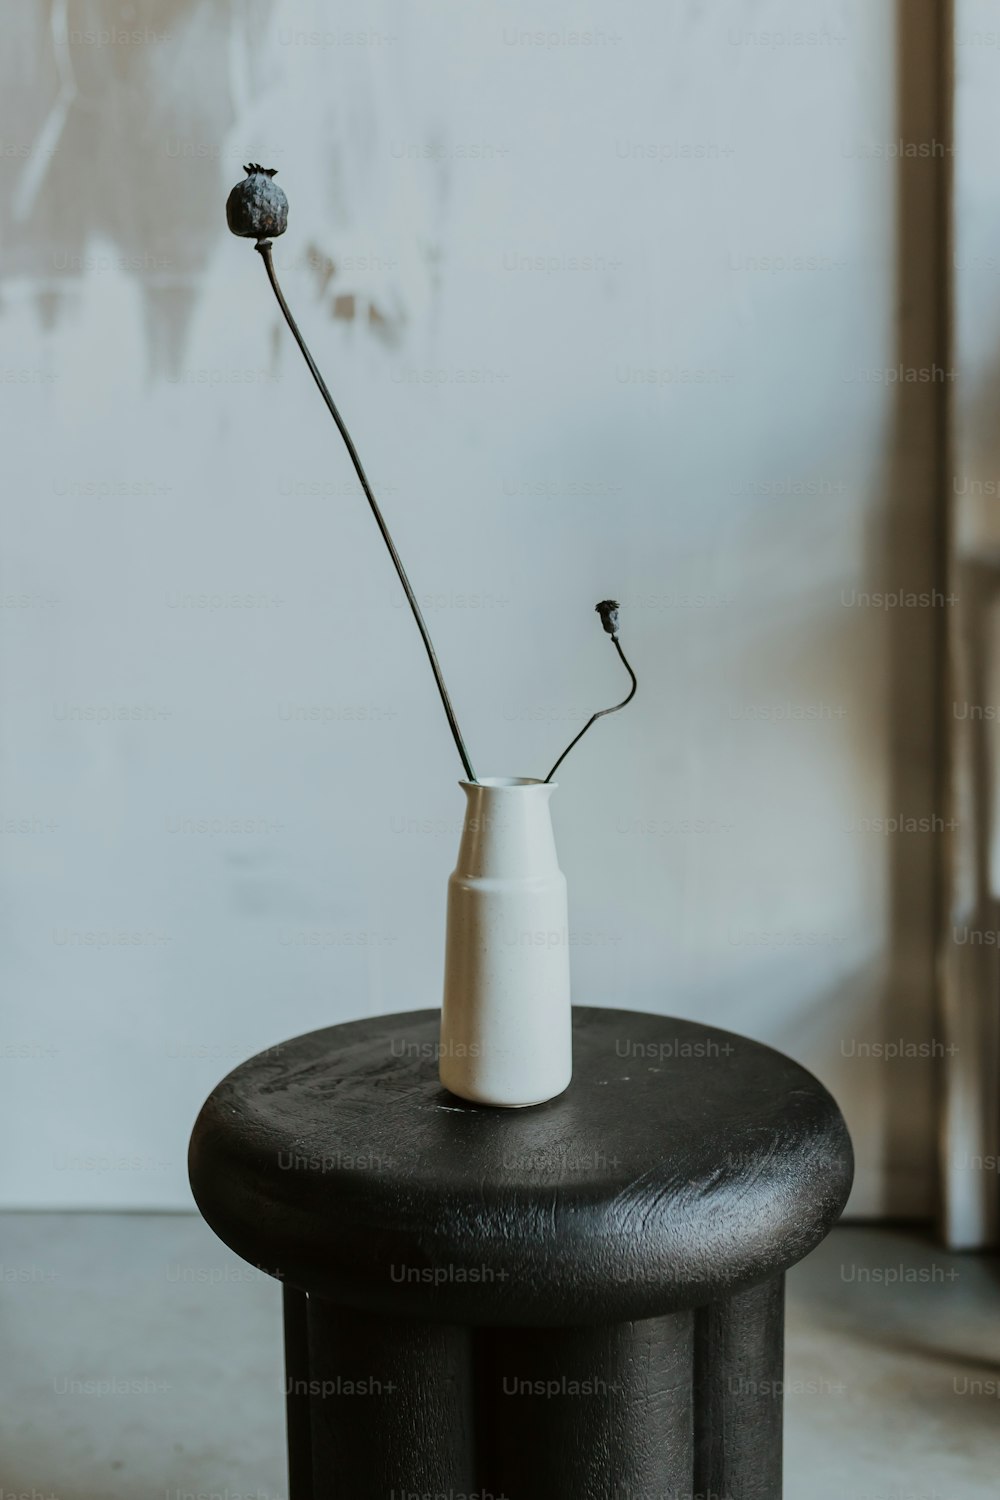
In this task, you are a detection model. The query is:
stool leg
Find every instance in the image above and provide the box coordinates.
[283,1286,313,1500]
[694,1274,785,1500]
[474,1312,694,1500]
[304,1298,475,1498]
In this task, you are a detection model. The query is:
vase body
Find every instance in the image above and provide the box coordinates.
[440,778,572,1107]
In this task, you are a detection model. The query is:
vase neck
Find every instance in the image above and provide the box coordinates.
[454,781,559,879]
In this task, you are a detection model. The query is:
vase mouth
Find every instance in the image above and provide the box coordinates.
[460,776,556,791]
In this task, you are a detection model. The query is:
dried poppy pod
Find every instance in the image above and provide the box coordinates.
[596,599,620,638]
[226,164,288,241]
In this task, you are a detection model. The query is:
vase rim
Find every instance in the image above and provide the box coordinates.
[460,776,556,790]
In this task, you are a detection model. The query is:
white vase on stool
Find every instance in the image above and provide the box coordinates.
[439,777,572,1108]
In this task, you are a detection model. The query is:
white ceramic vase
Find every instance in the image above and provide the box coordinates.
[439,777,573,1107]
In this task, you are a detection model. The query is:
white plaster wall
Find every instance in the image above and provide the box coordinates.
[0,0,936,1212]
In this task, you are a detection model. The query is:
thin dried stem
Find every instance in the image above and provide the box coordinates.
[255,239,476,783]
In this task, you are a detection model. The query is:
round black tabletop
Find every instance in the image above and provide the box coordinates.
[188,1007,853,1325]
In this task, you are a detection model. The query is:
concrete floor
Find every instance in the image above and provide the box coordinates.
[0,1216,997,1498]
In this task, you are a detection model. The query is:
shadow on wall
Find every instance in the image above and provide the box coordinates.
[876,0,949,1220]
[1,1,412,374]
[941,184,1000,1244]
[785,0,949,1222]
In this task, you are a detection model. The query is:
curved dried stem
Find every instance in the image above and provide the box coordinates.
[544,635,637,784]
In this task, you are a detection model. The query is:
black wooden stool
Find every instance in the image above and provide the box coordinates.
[189,1007,853,1500]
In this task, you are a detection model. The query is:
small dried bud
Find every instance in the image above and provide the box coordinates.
[595,599,620,638]
[226,164,288,241]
